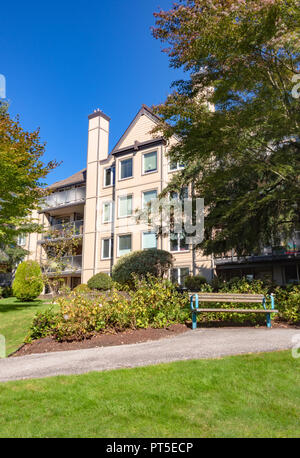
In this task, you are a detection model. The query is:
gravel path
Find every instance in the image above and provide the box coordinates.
[0,327,298,382]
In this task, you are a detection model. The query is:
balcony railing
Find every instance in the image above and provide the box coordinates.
[42,220,84,241]
[40,186,86,210]
[45,255,82,274]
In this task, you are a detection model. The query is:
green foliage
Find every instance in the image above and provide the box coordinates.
[184,275,207,291]
[274,285,300,323]
[0,111,58,244]
[2,286,13,298]
[58,284,71,296]
[152,0,300,256]
[112,249,173,286]
[0,287,3,298]
[25,308,58,342]
[28,275,189,342]
[87,273,113,291]
[73,284,91,293]
[12,261,44,301]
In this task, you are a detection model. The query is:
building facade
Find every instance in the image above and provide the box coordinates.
[23,105,214,288]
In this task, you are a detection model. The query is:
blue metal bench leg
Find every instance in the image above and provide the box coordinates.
[266,313,271,328]
[192,312,197,330]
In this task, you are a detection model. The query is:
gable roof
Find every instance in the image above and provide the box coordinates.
[111,104,161,154]
[49,168,86,190]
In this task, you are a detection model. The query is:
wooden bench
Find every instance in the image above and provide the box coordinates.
[190,293,278,329]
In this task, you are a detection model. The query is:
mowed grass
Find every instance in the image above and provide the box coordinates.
[0,351,299,438]
[0,297,54,355]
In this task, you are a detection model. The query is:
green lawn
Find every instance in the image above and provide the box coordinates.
[0,297,53,355]
[0,351,299,438]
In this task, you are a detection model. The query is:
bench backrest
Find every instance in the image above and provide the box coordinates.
[190,293,264,303]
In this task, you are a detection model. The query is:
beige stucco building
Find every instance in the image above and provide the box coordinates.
[23,104,213,288]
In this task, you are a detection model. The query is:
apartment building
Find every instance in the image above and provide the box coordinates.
[23,105,213,289]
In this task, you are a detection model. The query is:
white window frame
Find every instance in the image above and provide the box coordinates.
[101,238,113,260]
[142,150,158,175]
[117,234,132,257]
[118,194,133,218]
[171,267,190,285]
[169,161,185,172]
[17,234,26,247]
[102,202,113,223]
[169,233,189,253]
[142,189,158,209]
[103,166,115,188]
[142,231,158,250]
[119,157,133,181]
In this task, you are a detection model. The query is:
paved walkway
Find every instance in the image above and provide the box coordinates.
[0,327,297,382]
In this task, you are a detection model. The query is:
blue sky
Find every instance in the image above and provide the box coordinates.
[1,0,183,185]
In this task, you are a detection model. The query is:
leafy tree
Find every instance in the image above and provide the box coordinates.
[152,0,300,256]
[0,242,28,272]
[0,111,58,244]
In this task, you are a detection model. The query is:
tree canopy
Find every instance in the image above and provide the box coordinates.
[0,111,57,244]
[152,0,300,256]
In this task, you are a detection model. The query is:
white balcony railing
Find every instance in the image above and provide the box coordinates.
[45,255,82,274]
[42,221,84,241]
[41,186,86,210]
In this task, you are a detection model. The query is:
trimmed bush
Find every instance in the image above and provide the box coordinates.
[87,272,113,291]
[112,249,173,286]
[184,275,208,291]
[2,286,13,298]
[73,283,91,293]
[12,260,44,301]
[25,308,58,342]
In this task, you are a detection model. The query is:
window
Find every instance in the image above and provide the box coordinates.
[142,232,157,249]
[142,190,158,209]
[17,234,26,246]
[102,238,113,259]
[102,202,113,223]
[118,195,133,218]
[169,161,185,172]
[170,187,188,201]
[119,158,133,180]
[118,234,132,257]
[171,267,190,285]
[143,151,157,174]
[104,166,115,187]
[170,233,189,252]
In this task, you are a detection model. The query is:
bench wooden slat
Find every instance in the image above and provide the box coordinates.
[193,298,263,303]
[194,308,278,313]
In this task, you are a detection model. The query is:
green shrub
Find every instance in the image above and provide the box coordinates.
[12,261,44,301]
[26,308,59,342]
[274,285,300,323]
[0,286,3,298]
[87,273,113,291]
[73,283,91,293]
[2,286,13,298]
[184,275,208,291]
[58,284,71,296]
[112,249,173,286]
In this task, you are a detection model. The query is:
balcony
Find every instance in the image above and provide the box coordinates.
[45,255,82,274]
[40,186,86,210]
[42,220,84,241]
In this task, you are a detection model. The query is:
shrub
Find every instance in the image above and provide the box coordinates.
[73,283,91,293]
[184,275,208,291]
[58,284,71,296]
[26,308,58,342]
[0,286,3,298]
[87,273,113,291]
[12,261,44,301]
[2,286,13,298]
[112,249,173,286]
[274,285,300,323]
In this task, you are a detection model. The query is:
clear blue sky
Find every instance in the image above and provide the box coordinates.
[1,0,183,185]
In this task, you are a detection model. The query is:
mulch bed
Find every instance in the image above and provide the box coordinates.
[11,324,190,357]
